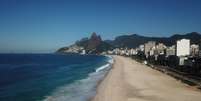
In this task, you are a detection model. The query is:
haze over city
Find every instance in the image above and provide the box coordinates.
[0,0,201,53]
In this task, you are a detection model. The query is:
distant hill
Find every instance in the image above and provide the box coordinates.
[57,32,201,54]
[86,32,102,50]
[106,32,201,48]
[76,32,113,53]
[57,32,112,54]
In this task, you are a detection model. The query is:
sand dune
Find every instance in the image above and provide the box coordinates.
[92,56,201,101]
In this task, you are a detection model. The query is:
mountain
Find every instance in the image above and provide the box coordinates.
[86,32,102,50]
[80,32,113,53]
[57,32,201,54]
[107,32,201,48]
[57,32,112,54]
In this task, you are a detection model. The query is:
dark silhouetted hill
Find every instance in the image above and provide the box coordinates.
[57,32,201,53]
[106,32,201,48]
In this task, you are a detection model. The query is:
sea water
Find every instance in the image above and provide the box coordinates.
[0,54,113,101]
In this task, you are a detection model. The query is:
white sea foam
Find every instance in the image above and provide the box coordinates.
[95,64,110,72]
[105,55,114,64]
[42,57,113,101]
[95,55,113,73]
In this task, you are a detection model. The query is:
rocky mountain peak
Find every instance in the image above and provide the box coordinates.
[90,32,102,41]
[87,32,102,50]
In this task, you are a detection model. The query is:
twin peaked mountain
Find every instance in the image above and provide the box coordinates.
[57,32,201,54]
[57,32,112,54]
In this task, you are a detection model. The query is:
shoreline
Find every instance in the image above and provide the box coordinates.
[42,55,112,101]
[91,56,201,101]
[89,62,114,101]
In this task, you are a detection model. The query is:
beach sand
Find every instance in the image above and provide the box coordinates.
[92,56,201,101]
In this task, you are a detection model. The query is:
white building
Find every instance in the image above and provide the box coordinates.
[166,45,176,56]
[120,49,126,55]
[149,46,156,56]
[107,50,113,55]
[130,48,137,55]
[144,41,156,58]
[139,45,144,52]
[155,43,166,55]
[81,50,86,55]
[176,39,190,56]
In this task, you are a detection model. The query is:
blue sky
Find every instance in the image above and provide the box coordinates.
[0,0,201,53]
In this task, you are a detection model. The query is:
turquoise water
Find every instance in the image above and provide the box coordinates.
[0,54,112,101]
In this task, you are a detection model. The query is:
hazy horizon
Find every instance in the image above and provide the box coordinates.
[0,0,201,53]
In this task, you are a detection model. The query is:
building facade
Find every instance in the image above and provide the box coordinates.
[166,45,176,56]
[190,44,199,57]
[155,43,167,55]
[176,39,190,56]
[144,41,156,58]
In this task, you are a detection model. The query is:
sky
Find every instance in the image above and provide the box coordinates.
[0,0,201,53]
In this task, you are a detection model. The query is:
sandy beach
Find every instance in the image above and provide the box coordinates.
[92,56,201,101]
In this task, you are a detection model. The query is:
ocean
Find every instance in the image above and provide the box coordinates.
[0,54,113,101]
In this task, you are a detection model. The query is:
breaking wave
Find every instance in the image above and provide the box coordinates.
[42,56,113,101]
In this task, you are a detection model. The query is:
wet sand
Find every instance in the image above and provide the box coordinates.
[92,56,201,101]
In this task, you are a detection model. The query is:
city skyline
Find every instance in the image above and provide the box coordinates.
[0,0,201,53]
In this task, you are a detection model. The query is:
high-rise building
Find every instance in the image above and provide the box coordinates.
[144,41,156,58]
[166,45,176,56]
[190,44,199,57]
[155,43,167,55]
[176,39,190,56]
[139,45,144,52]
